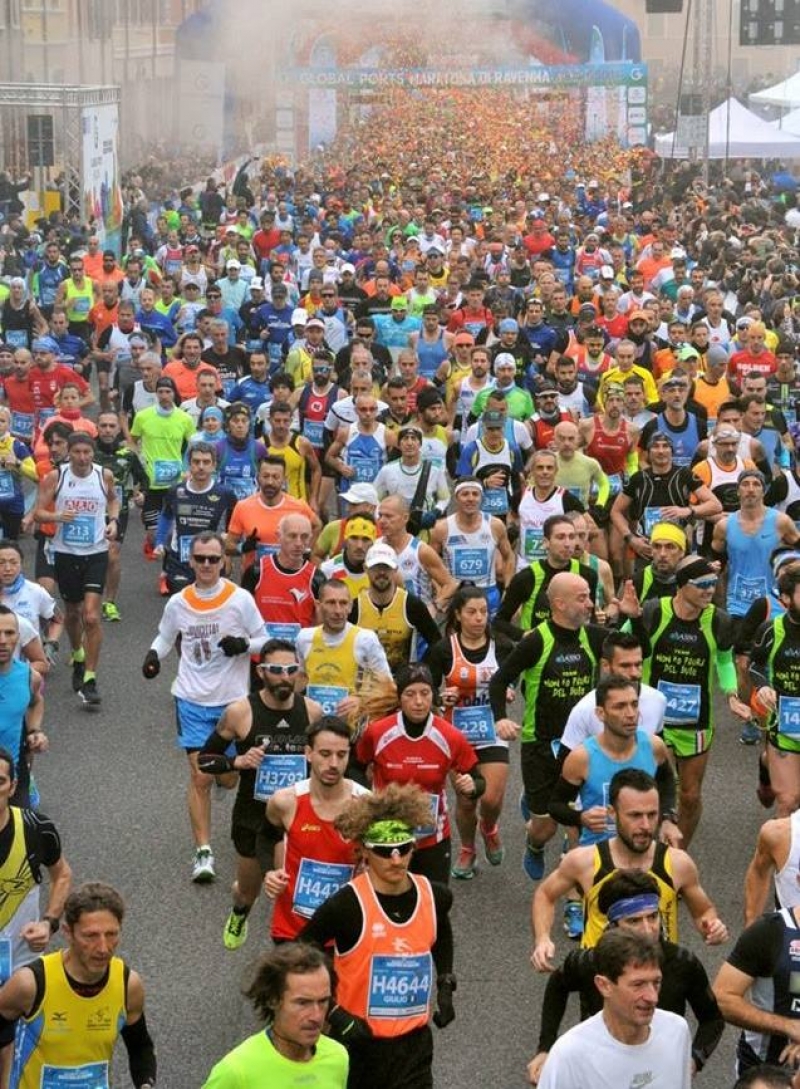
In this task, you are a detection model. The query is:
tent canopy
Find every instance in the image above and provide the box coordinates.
[655,97,800,159]
[768,106,800,135]
[750,72,800,108]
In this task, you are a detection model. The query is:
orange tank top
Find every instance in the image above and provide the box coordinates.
[335,871,437,1038]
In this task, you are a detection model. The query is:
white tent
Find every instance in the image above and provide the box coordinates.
[768,106,800,134]
[750,72,800,108]
[655,97,800,159]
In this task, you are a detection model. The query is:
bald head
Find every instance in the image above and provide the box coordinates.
[546,573,593,628]
[278,513,313,566]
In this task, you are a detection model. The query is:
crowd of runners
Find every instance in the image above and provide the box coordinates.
[3,84,800,1087]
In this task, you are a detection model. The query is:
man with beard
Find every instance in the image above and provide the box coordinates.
[198,640,326,949]
[631,522,687,602]
[531,768,728,966]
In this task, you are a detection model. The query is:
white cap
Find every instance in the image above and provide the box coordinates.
[669,247,687,260]
[600,264,614,278]
[249,277,264,290]
[340,262,356,275]
[365,543,399,570]
[291,308,307,325]
[226,258,241,269]
[340,482,379,506]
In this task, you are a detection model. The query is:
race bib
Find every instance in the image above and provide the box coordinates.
[658,680,701,725]
[0,939,11,985]
[303,419,324,447]
[152,459,181,485]
[778,696,800,737]
[114,485,124,508]
[481,488,508,515]
[368,953,433,1019]
[350,456,382,483]
[523,526,544,560]
[255,542,279,560]
[73,296,90,315]
[642,507,665,538]
[62,515,94,546]
[264,622,301,641]
[41,1062,109,1089]
[292,858,354,918]
[178,536,193,564]
[5,329,26,348]
[307,684,348,714]
[607,473,622,496]
[10,411,34,438]
[452,547,490,580]
[0,472,14,501]
[228,475,256,500]
[253,753,307,802]
[733,574,767,606]
[416,792,440,838]
[452,704,496,745]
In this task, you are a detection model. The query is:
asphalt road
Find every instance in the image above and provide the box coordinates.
[29,515,760,1089]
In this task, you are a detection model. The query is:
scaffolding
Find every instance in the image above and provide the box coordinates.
[0,82,120,221]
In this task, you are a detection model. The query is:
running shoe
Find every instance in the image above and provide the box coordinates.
[143,538,157,562]
[739,720,761,745]
[480,822,505,866]
[192,848,216,883]
[158,573,169,597]
[222,911,249,950]
[563,901,584,941]
[523,841,545,881]
[451,847,477,880]
[102,601,121,621]
[79,678,101,708]
[71,659,85,693]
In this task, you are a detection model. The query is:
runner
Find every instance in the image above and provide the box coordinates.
[33,432,119,708]
[142,531,266,882]
[299,782,456,1089]
[0,882,156,1089]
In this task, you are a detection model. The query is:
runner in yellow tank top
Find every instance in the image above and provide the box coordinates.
[0,882,156,1089]
[262,400,321,507]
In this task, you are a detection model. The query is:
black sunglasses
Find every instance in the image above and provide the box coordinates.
[365,841,415,858]
[193,554,223,565]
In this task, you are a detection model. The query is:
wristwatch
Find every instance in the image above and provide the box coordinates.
[660,809,679,825]
[42,914,60,935]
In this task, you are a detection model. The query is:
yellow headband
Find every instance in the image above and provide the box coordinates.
[649,522,687,549]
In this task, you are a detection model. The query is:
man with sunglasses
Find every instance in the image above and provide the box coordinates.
[198,640,326,949]
[631,556,751,848]
[300,783,456,1089]
[142,531,266,884]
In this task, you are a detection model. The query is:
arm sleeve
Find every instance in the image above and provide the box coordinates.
[424,638,452,690]
[407,595,442,648]
[431,883,454,976]
[683,954,726,1071]
[297,885,364,956]
[655,758,677,815]
[492,568,535,640]
[537,953,587,1052]
[488,630,543,718]
[120,1012,157,1088]
[548,777,584,827]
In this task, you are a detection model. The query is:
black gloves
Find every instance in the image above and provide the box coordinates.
[218,636,249,657]
[197,753,233,775]
[241,529,259,554]
[142,650,160,679]
[433,974,456,1029]
[326,1004,373,1046]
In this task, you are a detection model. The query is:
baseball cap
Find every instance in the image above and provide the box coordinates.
[344,517,377,541]
[499,318,519,334]
[183,277,201,289]
[670,247,687,260]
[714,426,740,442]
[226,259,241,269]
[291,308,307,325]
[249,277,264,290]
[599,265,615,279]
[736,316,754,330]
[339,262,356,275]
[646,431,674,449]
[155,376,178,393]
[305,317,325,330]
[577,304,597,318]
[676,345,700,362]
[483,410,505,427]
[426,246,443,257]
[629,309,649,322]
[365,543,399,569]
[454,332,475,346]
[340,483,379,506]
[391,296,409,311]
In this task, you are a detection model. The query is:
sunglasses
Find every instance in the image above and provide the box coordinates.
[259,663,300,676]
[206,293,221,300]
[688,577,717,590]
[321,292,336,297]
[364,841,415,858]
[193,554,223,565]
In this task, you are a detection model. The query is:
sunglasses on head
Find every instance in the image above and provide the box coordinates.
[259,662,300,676]
[193,554,223,565]
[365,841,415,858]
